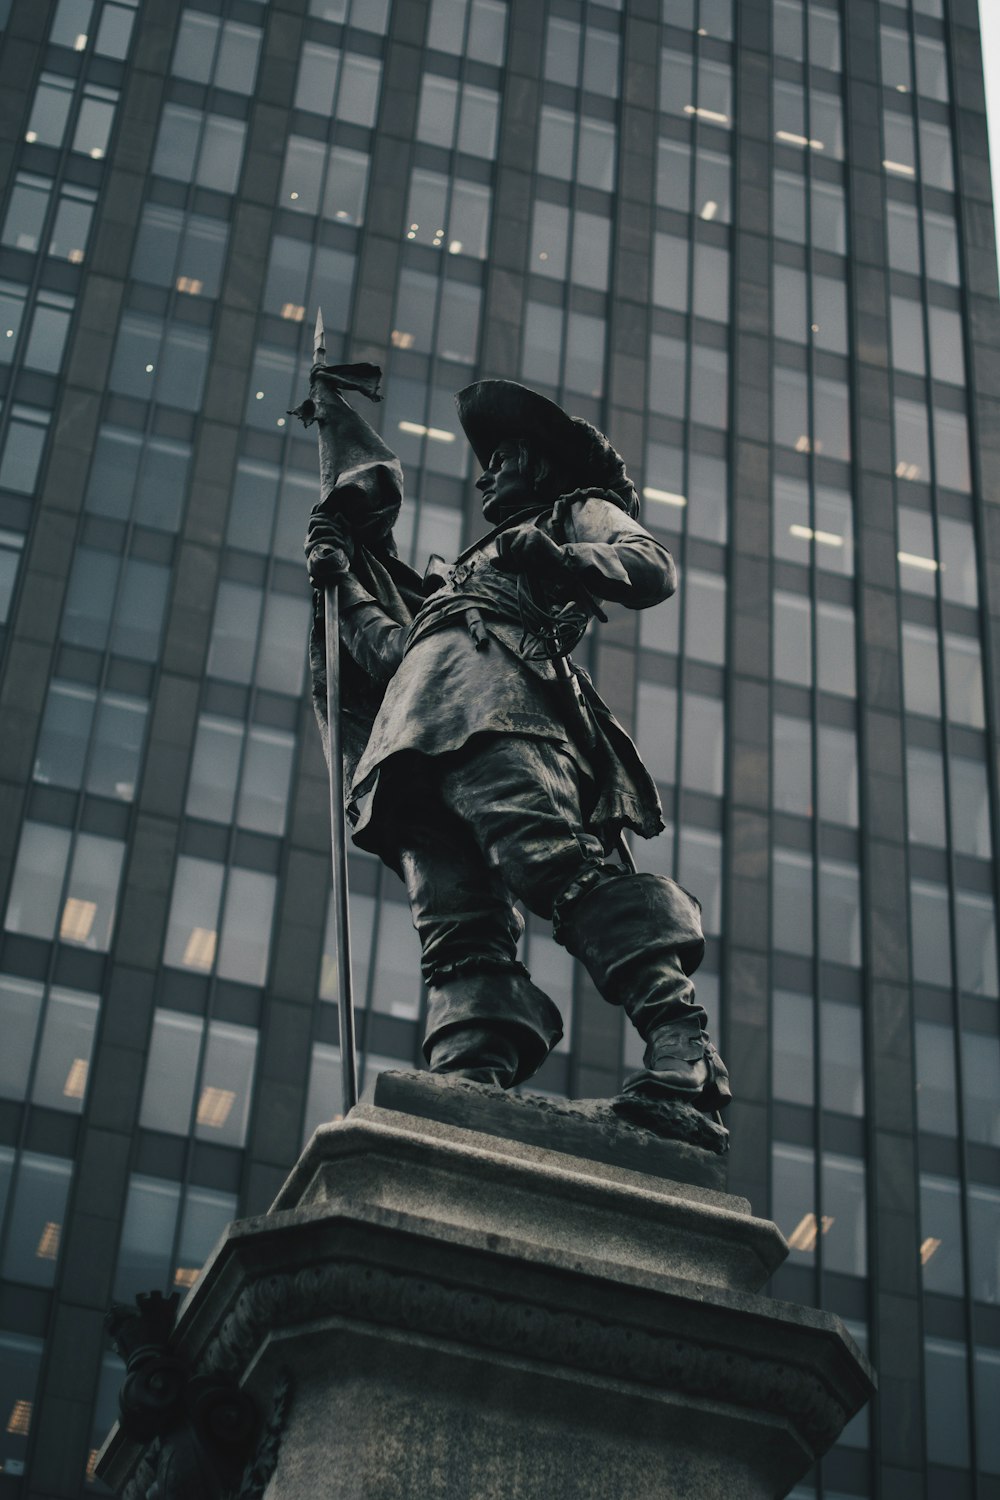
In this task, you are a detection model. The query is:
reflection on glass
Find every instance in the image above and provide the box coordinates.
[1,1152,73,1287]
[919,1174,964,1295]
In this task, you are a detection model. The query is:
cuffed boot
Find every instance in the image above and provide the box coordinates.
[427,1024,521,1088]
[553,869,731,1114]
[422,959,564,1089]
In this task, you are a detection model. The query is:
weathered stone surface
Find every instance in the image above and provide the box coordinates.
[366,1069,730,1182]
[98,1090,873,1500]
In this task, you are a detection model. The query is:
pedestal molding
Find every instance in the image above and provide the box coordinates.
[199,1253,854,1454]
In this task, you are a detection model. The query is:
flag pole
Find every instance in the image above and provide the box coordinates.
[312,307,358,1113]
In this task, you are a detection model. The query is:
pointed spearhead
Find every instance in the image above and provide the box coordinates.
[314,307,327,366]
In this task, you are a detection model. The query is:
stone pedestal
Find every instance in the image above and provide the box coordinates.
[98,1074,873,1500]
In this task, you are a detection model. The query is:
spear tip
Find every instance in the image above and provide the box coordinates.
[314,307,326,362]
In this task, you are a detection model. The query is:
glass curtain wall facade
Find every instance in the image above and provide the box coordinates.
[0,0,996,1496]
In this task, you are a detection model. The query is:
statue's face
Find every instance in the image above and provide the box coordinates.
[475,442,536,521]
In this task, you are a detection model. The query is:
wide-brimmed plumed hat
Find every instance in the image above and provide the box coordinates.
[455,379,639,517]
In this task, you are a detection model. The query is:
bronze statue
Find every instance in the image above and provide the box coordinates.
[301,362,730,1135]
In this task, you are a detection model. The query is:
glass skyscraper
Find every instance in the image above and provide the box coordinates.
[0,0,996,1495]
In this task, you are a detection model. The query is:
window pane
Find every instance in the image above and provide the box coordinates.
[256,592,308,694]
[774,714,812,816]
[198,115,247,194]
[818,725,858,826]
[25,74,73,148]
[61,546,118,649]
[579,118,616,191]
[61,833,124,949]
[2,175,51,254]
[636,681,677,785]
[72,93,117,159]
[582,28,619,97]
[907,744,947,846]
[194,1022,257,1146]
[531,200,569,279]
[238,726,294,835]
[111,558,169,660]
[85,425,141,520]
[821,1000,863,1116]
[216,868,276,986]
[303,1042,343,1140]
[924,209,959,286]
[338,55,381,128]
[187,715,241,823]
[4,822,71,940]
[24,299,72,373]
[774,591,812,686]
[911,879,952,988]
[819,858,861,967]
[920,1174,964,1296]
[887,200,921,274]
[950,755,991,859]
[34,680,94,790]
[95,3,134,58]
[954,892,998,998]
[915,1019,958,1136]
[934,407,971,492]
[50,184,96,262]
[88,693,146,810]
[944,632,984,728]
[323,147,368,224]
[936,515,977,607]
[680,693,724,794]
[902,622,941,717]
[152,104,201,181]
[31,988,98,1113]
[174,10,217,82]
[1,1153,73,1287]
[215,21,261,94]
[163,855,224,971]
[774,849,813,955]
[113,1174,179,1302]
[925,1339,970,1467]
[417,74,457,148]
[0,976,42,1102]
[140,1009,200,1133]
[208,581,260,681]
[0,408,50,494]
[436,280,481,364]
[156,324,210,411]
[570,211,610,290]
[174,1185,236,1288]
[929,303,965,384]
[521,299,563,387]
[371,901,422,1019]
[771,1142,816,1263]
[51,0,93,48]
[0,1332,43,1477]
[773,989,813,1107]
[822,1153,866,1276]
[962,1031,1000,1147]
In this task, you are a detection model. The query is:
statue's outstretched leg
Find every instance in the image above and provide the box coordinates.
[553,868,731,1115]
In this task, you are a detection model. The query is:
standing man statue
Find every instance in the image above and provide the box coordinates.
[300,365,730,1139]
